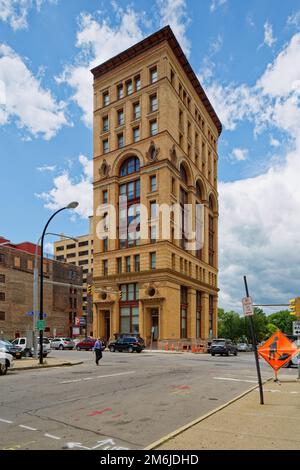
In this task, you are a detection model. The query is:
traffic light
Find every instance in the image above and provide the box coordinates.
[289,299,296,315]
[87,284,94,296]
[289,297,300,318]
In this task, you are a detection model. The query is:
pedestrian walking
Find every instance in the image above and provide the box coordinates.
[94,338,103,365]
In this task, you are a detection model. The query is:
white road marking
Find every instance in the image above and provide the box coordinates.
[0,418,13,424]
[213,377,258,384]
[44,433,61,440]
[59,371,135,384]
[19,425,37,431]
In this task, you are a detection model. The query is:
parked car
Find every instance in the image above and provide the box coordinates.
[207,341,212,354]
[50,337,75,350]
[11,337,50,357]
[0,340,23,359]
[0,350,14,375]
[237,342,251,352]
[75,338,106,351]
[108,336,145,353]
[113,333,145,348]
[210,339,238,356]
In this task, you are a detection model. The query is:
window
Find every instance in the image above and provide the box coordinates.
[117,257,122,274]
[103,91,109,106]
[102,116,109,132]
[171,177,175,194]
[172,253,175,269]
[67,243,76,249]
[125,256,131,273]
[120,156,140,176]
[196,291,202,338]
[56,246,64,252]
[126,80,133,95]
[150,175,156,192]
[117,84,123,99]
[100,192,107,208]
[135,75,141,91]
[79,240,89,247]
[150,225,157,243]
[133,102,141,120]
[103,259,108,276]
[14,257,20,268]
[180,164,188,185]
[78,260,88,266]
[117,109,124,126]
[150,67,157,83]
[56,255,64,261]
[0,292,5,301]
[103,238,108,252]
[150,252,156,270]
[150,119,157,136]
[180,286,188,338]
[0,254,5,264]
[134,255,140,272]
[118,133,125,149]
[0,274,5,283]
[133,127,140,142]
[103,139,109,154]
[150,94,158,112]
[150,201,157,219]
[119,283,139,334]
[0,311,5,321]
[79,250,89,257]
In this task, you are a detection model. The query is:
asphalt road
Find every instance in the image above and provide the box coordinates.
[0,350,296,450]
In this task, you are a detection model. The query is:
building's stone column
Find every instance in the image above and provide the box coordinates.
[93,303,98,337]
[213,294,218,339]
[201,293,209,340]
[111,300,119,336]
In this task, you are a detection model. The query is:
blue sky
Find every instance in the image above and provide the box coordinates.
[1,0,300,311]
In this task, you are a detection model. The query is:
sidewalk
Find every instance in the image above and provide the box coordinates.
[12,357,83,371]
[147,378,300,450]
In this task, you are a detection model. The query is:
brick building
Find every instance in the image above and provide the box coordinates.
[91,26,221,347]
[0,237,82,339]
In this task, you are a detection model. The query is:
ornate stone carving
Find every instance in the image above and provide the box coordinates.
[99,159,111,178]
[170,144,177,166]
[146,141,160,162]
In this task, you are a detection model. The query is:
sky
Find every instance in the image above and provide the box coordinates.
[1,0,300,312]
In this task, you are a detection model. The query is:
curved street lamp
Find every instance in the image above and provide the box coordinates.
[39,202,79,364]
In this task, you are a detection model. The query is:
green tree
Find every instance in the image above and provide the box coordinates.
[267,310,293,334]
[218,310,244,341]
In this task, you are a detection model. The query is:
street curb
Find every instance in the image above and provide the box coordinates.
[13,361,83,371]
[144,377,272,450]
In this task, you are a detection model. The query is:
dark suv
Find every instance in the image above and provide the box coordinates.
[108,337,145,353]
[210,339,238,356]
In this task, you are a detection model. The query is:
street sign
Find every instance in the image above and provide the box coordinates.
[293,321,300,336]
[242,296,254,316]
[258,331,298,371]
[36,320,46,331]
[79,317,86,326]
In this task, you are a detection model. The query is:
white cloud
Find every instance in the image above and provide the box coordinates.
[57,7,145,127]
[210,34,223,54]
[210,0,227,13]
[0,44,69,139]
[37,154,93,219]
[270,136,280,147]
[0,0,57,30]
[37,165,56,172]
[209,31,300,310]
[287,11,300,27]
[230,148,248,162]
[156,0,190,56]
[262,21,276,48]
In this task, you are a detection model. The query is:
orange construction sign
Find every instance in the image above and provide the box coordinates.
[258,331,298,371]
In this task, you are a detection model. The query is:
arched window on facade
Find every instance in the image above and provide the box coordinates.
[180,163,188,185]
[119,156,140,249]
[208,195,216,267]
[195,181,203,260]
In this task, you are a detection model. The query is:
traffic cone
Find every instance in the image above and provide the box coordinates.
[165,342,169,351]
[197,344,201,353]
[182,343,185,352]
[192,344,196,353]
[171,343,174,352]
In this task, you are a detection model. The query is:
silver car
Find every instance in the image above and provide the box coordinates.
[50,337,75,350]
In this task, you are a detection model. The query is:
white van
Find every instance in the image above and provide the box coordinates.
[12,337,51,358]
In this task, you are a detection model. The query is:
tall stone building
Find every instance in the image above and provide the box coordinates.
[0,237,82,339]
[54,216,93,336]
[91,26,221,347]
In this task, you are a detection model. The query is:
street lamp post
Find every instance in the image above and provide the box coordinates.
[39,202,78,364]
